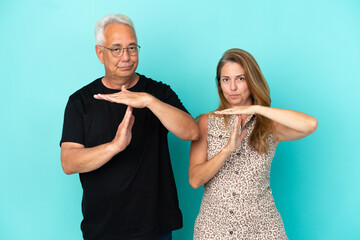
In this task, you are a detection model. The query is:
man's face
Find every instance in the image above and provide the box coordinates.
[97,23,139,80]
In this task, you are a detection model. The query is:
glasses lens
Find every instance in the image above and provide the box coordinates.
[128,46,139,55]
[109,46,140,57]
[112,48,123,57]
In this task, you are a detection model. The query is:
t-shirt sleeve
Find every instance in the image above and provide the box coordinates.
[60,95,85,146]
[162,85,189,114]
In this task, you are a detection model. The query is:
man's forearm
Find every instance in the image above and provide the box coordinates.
[147,97,199,141]
[61,142,119,175]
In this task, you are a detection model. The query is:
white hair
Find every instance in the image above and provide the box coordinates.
[94,14,136,45]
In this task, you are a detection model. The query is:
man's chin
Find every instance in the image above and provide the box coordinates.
[116,66,137,74]
[115,71,137,80]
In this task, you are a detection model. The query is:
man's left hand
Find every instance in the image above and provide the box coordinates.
[94,85,152,108]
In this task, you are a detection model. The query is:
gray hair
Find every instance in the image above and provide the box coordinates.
[94,14,136,45]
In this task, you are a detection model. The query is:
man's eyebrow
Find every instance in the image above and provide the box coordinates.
[111,43,137,47]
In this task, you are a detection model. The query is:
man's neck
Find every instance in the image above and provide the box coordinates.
[102,74,139,90]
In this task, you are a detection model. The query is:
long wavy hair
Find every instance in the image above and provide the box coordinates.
[215,48,273,154]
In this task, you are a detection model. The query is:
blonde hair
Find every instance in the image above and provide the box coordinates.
[215,48,273,154]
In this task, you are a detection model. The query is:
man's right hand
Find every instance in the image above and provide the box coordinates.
[61,105,135,175]
[110,105,135,153]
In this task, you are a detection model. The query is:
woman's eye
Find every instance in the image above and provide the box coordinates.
[222,78,229,82]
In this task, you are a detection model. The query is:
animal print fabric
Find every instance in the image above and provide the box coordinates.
[193,114,287,240]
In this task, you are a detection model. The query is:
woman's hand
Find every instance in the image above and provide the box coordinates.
[214,105,257,115]
[224,115,247,153]
[217,105,317,145]
[188,114,247,189]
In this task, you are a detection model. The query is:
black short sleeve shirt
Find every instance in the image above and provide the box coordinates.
[61,74,187,239]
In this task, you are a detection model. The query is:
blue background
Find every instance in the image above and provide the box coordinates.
[1,0,359,239]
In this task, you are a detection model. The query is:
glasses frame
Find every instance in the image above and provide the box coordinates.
[99,44,141,58]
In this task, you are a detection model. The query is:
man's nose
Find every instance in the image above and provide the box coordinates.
[120,48,130,61]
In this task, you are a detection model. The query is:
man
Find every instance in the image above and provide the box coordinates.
[60,14,199,240]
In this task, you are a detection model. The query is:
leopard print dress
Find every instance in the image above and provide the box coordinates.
[193,114,287,240]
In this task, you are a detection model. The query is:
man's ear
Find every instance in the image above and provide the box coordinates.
[95,45,104,64]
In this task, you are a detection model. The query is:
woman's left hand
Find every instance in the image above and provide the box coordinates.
[214,105,257,115]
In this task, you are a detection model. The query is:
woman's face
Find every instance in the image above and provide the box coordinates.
[220,61,252,107]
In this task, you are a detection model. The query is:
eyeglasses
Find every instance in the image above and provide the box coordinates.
[99,44,141,57]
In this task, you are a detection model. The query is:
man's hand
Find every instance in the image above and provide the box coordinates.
[94,84,199,141]
[61,105,135,175]
[110,105,135,153]
[94,85,152,109]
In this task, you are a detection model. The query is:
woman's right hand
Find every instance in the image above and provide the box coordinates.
[224,115,247,153]
[189,114,247,189]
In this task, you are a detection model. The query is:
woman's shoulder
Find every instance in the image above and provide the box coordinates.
[197,111,229,127]
[197,114,209,129]
[197,112,220,124]
[197,112,221,130]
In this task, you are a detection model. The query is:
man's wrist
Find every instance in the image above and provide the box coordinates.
[145,94,157,109]
[107,141,122,155]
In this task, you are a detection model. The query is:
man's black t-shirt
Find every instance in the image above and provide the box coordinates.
[60,74,187,239]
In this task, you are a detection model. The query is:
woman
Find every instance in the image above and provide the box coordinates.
[189,48,317,239]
